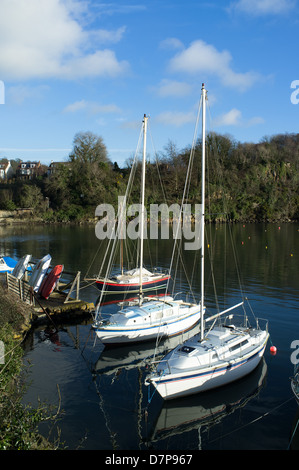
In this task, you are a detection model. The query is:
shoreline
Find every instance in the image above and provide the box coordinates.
[0,282,57,449]
[0,209,297,226]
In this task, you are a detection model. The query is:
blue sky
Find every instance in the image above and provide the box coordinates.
[0,0,298,167]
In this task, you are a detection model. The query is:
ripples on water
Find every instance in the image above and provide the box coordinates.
[0,223,297,450]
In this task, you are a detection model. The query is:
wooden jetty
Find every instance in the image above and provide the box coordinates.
[5,270,95,326]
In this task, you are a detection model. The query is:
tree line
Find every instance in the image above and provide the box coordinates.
[0,130,298,223]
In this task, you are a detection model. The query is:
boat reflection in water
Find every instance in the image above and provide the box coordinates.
[146,358,267,448]
[92,322,200,376]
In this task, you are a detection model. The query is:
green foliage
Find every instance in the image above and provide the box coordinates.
[44,163,72,210]
[0,285,28,332]
[0,396,45,450]
[0,286,60,450]
[19,184,46,213]
[0,338,54,450]
[0,199,17,210]
[155,131,299,222]
[0,188,16,210]
[44,131,119,216]
[0,130,298,222]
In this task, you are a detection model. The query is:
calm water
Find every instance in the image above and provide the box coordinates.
[1,222,298,450]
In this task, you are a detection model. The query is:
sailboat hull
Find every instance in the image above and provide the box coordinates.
[93,305,201,345]
[147,329,269,400]
[95,275,170,294]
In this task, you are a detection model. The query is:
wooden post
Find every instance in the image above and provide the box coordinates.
[64,271,81,303]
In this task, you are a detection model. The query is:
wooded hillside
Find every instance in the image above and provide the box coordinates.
[0,131,298,223]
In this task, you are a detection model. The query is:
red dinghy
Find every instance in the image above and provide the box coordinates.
[39,265,64,299]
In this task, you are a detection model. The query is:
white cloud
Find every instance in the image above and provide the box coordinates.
[215,108,242,126]
[159,38,184,51]
[89,26,127,44]
[8,84,49,104]
[154,79,192,97]
[155,110,196,127]
[230,0,296,15]
[91,3,146,16]
[168,40,260,91]
[63,99,121,114]
[0,0,129,81]
[214,108,264,127]
[57,50,129,79]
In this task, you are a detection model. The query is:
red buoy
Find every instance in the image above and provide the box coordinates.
[270,345,277,355]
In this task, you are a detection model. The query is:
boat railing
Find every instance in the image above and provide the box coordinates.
[152,266,170,275]
[148,359,172,377]
[92,312,117,327]
[211,312,269,333]
[254,317,269,333]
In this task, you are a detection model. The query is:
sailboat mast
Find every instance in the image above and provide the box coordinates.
[200,84,206,341]
[139,114,147,302]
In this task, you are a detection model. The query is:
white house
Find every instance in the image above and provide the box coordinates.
[0,160,13,179]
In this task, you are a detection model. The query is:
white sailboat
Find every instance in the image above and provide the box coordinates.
[145,84,269,400]
[148,358,267,444]
[92,114,202,345]
[92,114,170,295]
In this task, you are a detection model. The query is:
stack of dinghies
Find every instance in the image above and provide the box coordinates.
[9,253,64,300]
[28,254,64,299]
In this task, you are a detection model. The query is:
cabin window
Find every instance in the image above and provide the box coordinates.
[179,346,195,354]
[229,339,248,352]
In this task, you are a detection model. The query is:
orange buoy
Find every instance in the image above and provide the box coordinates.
[270,345,277,355]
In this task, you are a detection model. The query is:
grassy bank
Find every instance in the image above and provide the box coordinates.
[0,283,58,450]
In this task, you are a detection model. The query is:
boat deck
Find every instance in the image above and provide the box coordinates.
[157,325,267,374]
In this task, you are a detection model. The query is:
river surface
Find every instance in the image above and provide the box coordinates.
[1,222,298,451]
